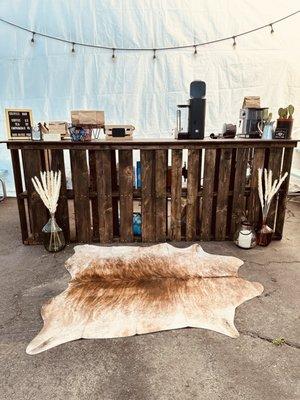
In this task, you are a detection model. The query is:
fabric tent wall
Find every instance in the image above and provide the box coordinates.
[0,0,299,195]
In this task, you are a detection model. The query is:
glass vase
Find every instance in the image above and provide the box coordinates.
[133,212,142,236]
[257,222,273,247]
[42,213,65,252]
[234,221,256,249]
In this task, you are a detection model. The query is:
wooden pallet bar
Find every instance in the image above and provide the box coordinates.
[3,138,297,244]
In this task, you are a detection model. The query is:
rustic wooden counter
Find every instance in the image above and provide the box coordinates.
[2,138,297,244]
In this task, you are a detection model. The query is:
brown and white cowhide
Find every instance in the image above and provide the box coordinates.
[26,244,263,354]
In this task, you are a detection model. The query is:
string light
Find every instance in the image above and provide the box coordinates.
[0,11,297,54]
[232,36,236,48]
[112,48,116,60]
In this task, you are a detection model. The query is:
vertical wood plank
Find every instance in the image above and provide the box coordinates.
[110,150,119,237]
[42,149,50,171]
[70,149,91,243]
[170,149,182,241]
[119,150,133,242]
[186,149,200,241]
[201,149,217,240]
[197,149,203,236]
[266,148,283,229]
[10,149,28,243]
[95,150,113,243]
[141,150,156,242]
[89,150,99,240]
[155,149,167,242]
[275,147,293,239]
[231,147,249,236]
[21,149,48,243]
[215,148,232,240]
[248,148,265,229]
[50,149,70,243]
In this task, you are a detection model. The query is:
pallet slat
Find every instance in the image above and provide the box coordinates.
[215,148,232,240]
[89,150,99,240]
[70,149,91,243]
[110,150,119,237]
[119,150,133,242]
[10,149,28,243]
[21,149,48,243]
[141,150,156,242]
[155,150,168,242]
[201,149,217,240]
[50,149,70,242]
[231,147,249,236]
[266,148,283,230]
[95,150,113,243]
[186,149,200,241]
[170,149,182,241]
[248,148,265,229]
[275,148,294,238]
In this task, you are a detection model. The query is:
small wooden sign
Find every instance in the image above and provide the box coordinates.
[274,118,293,139]
[5,109,33,139]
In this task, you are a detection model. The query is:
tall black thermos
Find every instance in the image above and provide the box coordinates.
[188,81,206,139]
[177,81,206,140]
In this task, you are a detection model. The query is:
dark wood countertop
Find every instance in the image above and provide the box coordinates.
[1,138,298,150]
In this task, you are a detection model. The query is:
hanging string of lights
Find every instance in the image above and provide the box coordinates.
[0,10,298,59]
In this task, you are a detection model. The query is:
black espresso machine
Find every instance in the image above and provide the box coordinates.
[176,81,206,139]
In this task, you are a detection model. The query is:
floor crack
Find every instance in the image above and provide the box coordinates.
[240,330,300,349]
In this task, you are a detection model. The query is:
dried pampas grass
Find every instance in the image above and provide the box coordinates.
[31,170,61,214]
[258,168,288,221]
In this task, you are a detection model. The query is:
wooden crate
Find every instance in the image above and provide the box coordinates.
[5,139,297,244]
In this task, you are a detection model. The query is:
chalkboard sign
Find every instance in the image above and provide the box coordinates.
[5,109,33,139]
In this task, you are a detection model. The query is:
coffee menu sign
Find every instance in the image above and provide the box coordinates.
[5,109,33,139]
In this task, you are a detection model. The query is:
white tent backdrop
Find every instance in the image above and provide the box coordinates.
[0,0,299,195]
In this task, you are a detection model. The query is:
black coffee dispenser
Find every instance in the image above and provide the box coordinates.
[177,81,206,139]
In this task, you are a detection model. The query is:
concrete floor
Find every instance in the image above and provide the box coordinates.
[0,198,299,400]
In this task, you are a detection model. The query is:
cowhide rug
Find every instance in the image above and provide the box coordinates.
[26,243,263,354]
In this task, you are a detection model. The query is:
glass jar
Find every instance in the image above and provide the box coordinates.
[31,125,42,141]
[133,212,142,236]
[257,222,273,246]
[42,213,65,252]
[234,221,256,249]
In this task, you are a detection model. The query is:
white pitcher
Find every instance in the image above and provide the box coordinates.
[258,121,274,140]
